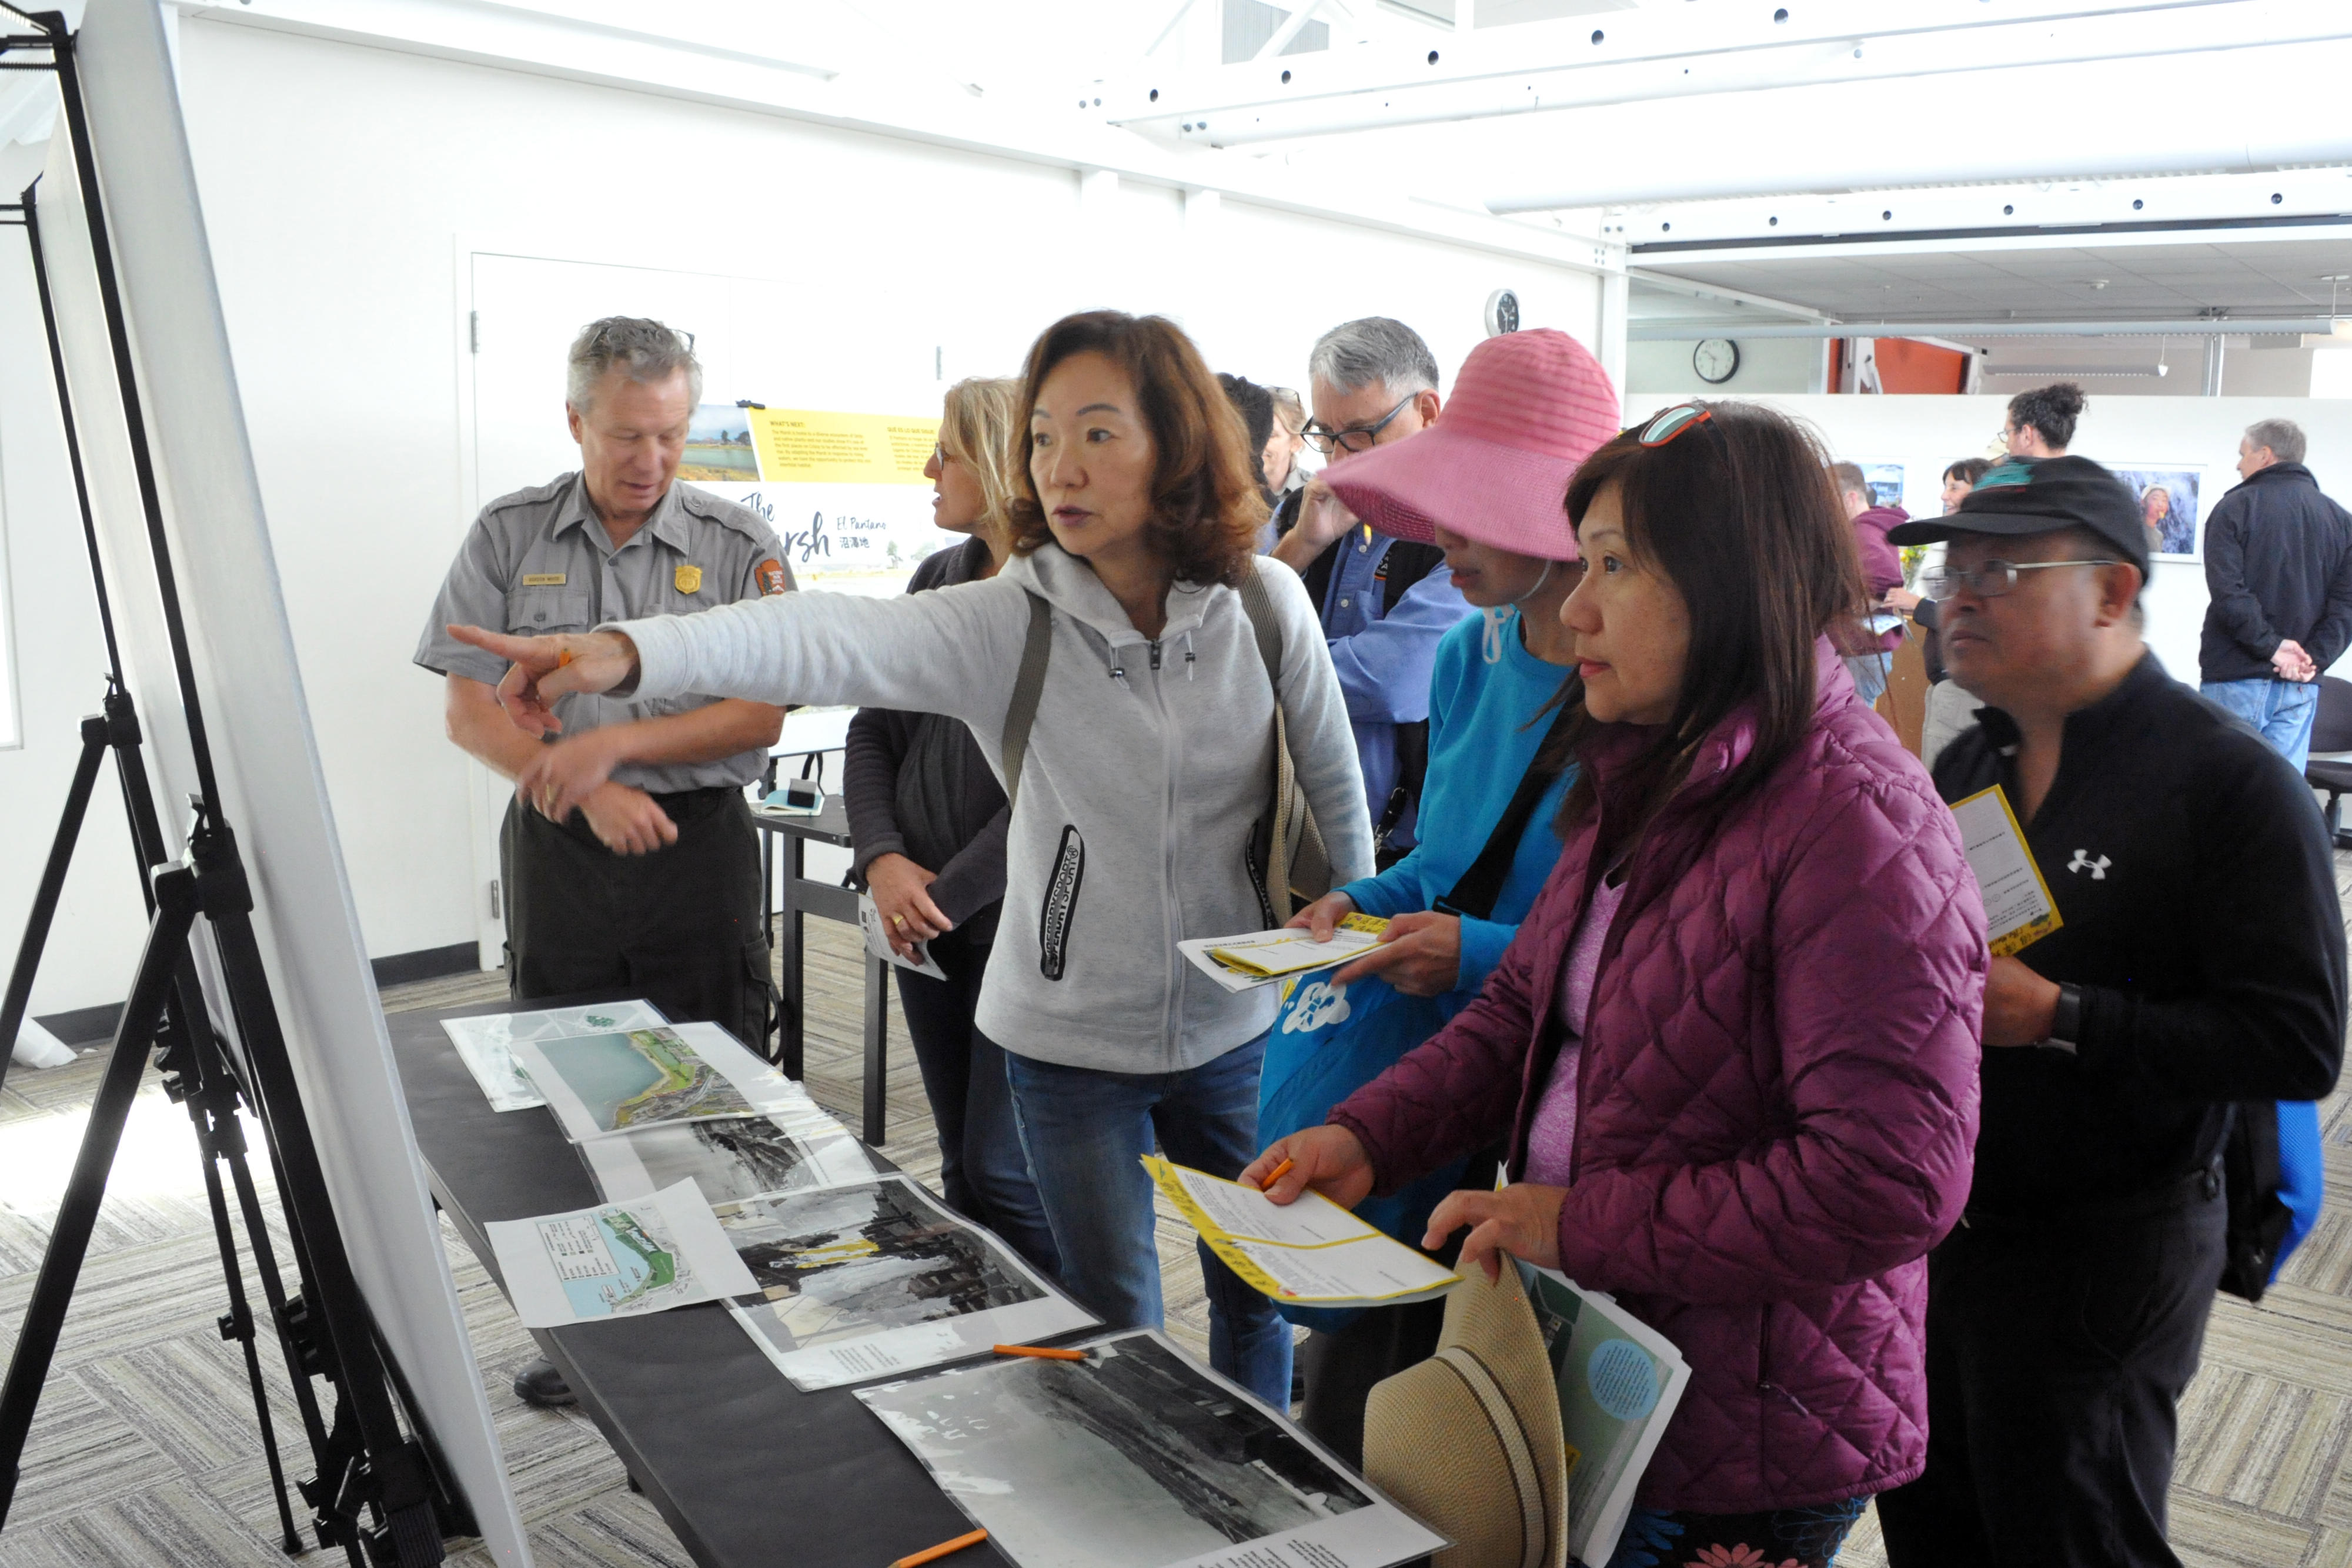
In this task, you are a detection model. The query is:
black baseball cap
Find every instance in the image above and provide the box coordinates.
[1886,454,2150,577]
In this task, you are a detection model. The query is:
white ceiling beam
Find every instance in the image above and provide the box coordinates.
[1484,36,2352,210]
[1608,169,2352,250]
[1097,0,2328,148]
[163,0,1621,275]
[1627,318,2350,340]
[1627,269,1829,323]
[1255,0,1334,61]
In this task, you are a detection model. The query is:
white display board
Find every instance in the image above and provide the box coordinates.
[46,2,526,1560]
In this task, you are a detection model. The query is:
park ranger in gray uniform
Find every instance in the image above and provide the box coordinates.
[415,316,790,1404]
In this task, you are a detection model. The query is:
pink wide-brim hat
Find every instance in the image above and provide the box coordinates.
[1324,327,1621,562]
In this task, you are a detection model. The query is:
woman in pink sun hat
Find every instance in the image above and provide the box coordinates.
[1255,327,1623,1465]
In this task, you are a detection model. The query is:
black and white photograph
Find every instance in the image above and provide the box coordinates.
[721,1176,1094,1389]
[856,1331,1444,1568]
[576,1110,873,1205]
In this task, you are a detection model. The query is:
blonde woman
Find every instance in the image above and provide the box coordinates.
[838,377,1057,1271]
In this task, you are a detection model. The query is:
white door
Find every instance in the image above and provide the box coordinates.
[460,253,744,967]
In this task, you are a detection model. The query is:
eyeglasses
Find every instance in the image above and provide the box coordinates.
[1637,403,1713,447]
[1917,559,2120,601]
[1302,394,1417,455]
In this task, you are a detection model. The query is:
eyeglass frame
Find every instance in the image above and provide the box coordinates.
[1301,393,1419,456]
[1917,557,2121,602]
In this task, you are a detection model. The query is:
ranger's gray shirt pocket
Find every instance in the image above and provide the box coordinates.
[504,586,591,633]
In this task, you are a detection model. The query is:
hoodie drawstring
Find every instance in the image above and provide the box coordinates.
[1481,607,1511,665]
[1182,631,1197,681]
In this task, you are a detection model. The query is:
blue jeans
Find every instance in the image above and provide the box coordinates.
[1002,1032,1294,1408]
[894,928,1057,1277]
[2201,676,2320,773]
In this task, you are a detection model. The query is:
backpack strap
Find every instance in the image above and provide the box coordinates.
[1000,591,1054,813]
[1240,561,1331,916]
[1434,702,1578,922]
[1237,561,1286,682]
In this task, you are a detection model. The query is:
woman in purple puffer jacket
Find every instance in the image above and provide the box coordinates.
[1246,401,1986,1568]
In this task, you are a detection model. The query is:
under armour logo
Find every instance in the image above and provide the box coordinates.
[2067,850,2110,880]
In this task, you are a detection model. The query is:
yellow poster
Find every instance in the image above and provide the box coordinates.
[747,407,940,486]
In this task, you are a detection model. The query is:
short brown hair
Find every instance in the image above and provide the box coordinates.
[1546,401,1866,849]
[1010,312,1267,589]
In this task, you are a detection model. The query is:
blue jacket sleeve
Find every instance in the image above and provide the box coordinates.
[1454,915,1519,998]
[1326,566,1471,726]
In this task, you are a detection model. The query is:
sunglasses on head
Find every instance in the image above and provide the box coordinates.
[1635,403,1712,447]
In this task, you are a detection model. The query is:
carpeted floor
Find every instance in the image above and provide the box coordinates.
[1,878,2350,1566]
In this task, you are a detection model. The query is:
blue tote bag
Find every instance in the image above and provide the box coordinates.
[1259,708,1572,1330]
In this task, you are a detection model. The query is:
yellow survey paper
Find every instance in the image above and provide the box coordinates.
[1142,1155,1460,1307]
[1207,911,1389,978]
[1951,784,2063,958]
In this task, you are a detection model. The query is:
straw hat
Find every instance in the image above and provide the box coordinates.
[1362,1261,1568,1568]
[1323,327,1619,562]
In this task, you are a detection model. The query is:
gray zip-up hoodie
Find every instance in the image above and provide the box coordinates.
[613,543,1373,1072]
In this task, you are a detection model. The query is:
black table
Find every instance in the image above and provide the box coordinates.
[390,990,1009,1568]
[751,798,891,1144]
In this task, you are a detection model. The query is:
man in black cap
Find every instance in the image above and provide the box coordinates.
[1875,455,2345,1568]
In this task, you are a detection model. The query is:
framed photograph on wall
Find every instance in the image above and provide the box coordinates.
[2112,466,2207,561]
[1862,463,1905,510]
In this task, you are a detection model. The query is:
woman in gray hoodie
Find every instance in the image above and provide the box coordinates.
[452,311,1374,1407]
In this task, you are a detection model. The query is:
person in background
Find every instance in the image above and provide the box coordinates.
[416,316,790,1408]
[1876,456,2345,1567]
[1895,456,1992,767]
[2197,417,2352,773]
[1269,317,1472,862]
[1832,460,1910,706]
[1218,372,1279,504]
[1266,385,1309,499]
[1249,400,1985,1568]
[451,310,1373,1412]
[2004,381,2084,459]
[842,376,1055,1274]
[1268,328,1621,1465]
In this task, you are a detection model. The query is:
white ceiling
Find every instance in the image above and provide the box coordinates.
[1637,236,2352,329]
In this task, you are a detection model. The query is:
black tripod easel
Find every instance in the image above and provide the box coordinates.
[0,11,465,1564]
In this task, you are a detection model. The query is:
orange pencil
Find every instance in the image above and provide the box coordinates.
[1259,1158,1295,1191]
[557,649,574,667]
[993,1343,1085,1361]
[889,1526,988,1567]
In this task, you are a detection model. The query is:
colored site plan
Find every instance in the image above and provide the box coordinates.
[485,1179,759,1329]
[510,1026,768,1142]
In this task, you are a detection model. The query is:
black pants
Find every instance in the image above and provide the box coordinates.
[1297,1296,1448,1469]
[500,789,772,1049]
[1876,1173,2228,1568]
[894,928,1058,1275]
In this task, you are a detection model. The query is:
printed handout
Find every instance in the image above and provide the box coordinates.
[1145,1157,1459,1308]
[856,1329,1448,1568]
[1517,1262,1693,1568]
[510,1022,801,1142]
[483,1178,759,1329]
[1179,914,1389,996]
[577,1105,874,1206]
[1950,784,2062,957]
[720,1175,1094,1390]
[440,999,669,1112]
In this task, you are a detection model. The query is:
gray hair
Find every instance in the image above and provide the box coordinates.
[1308,316,1439,399]
[566,316,703,412]
[2246,417,2306,466]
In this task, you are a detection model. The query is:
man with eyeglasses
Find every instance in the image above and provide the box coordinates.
[416,316,791,1408]
[1875,456,2344,1568]
[1266,317,1469,862]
